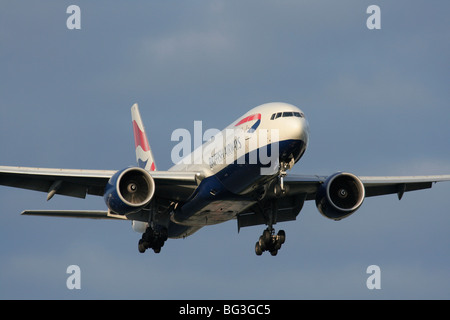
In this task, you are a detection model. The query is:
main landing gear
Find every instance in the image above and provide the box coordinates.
[138,225,168,254]
[254,160,292,256]
[255,227,286,256]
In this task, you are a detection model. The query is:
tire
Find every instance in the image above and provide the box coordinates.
[255,242,263,256]
[138,239,146,253]
[258,236,267,251]
[262,229,271,244]
[274,241,281,250]
[277,230,286,244]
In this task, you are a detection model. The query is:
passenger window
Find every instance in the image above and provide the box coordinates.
[282,112,294,117]
[270,113,275,120]
[275,112,282,119]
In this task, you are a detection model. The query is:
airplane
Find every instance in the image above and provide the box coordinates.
[1,102,449,256]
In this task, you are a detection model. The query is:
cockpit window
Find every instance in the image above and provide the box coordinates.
[270,111,304,119]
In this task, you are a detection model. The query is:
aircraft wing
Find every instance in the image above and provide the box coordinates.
[237,173,450,229]
[20,210,126,220]
[284,174,450,200]
[0,166,199,201]
[2,165,450,225]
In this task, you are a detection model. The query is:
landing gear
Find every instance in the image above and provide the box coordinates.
[255,227,286,256]
[273,160,292,197]
[254,165,291,256]
[138,225,168,254]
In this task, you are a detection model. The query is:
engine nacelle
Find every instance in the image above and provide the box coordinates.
[315,172,365,220]
[104,167,155,215]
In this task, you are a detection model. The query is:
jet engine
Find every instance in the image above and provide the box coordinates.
[104,167,155,215]
[315,172,365,220]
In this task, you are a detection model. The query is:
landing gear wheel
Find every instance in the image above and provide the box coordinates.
[138,226,168,254]
[255,242,263,256]
[153,246,161,254]
[262,229,271,243]
[254,228,286,256]
[277,230,286,244]
[258,236,267,251]
[138,239,146,253]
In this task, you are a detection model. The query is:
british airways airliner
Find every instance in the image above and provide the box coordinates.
[1,102,449,256]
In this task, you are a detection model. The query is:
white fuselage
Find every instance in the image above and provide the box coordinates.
[168,102,310,229]
[170,102,309,178]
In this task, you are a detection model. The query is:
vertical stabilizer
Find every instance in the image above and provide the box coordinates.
[131,103,156,171]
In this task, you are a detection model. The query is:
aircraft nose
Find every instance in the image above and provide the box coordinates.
[285,115,309,143]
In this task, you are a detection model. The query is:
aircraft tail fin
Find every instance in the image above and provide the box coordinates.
[131,103,156,171]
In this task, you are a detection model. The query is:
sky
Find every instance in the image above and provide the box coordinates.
[0,1,449,299]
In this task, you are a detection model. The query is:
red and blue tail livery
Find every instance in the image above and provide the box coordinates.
[131,103,156,172]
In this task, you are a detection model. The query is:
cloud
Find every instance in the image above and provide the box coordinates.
[325,70,434,111]
[142,30,235,64]
[386,158,450,176]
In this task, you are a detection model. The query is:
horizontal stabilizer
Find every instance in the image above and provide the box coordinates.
[21,210,127,220]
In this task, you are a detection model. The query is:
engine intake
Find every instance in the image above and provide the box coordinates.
[315,172,365,220]
[104,167,155,215]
